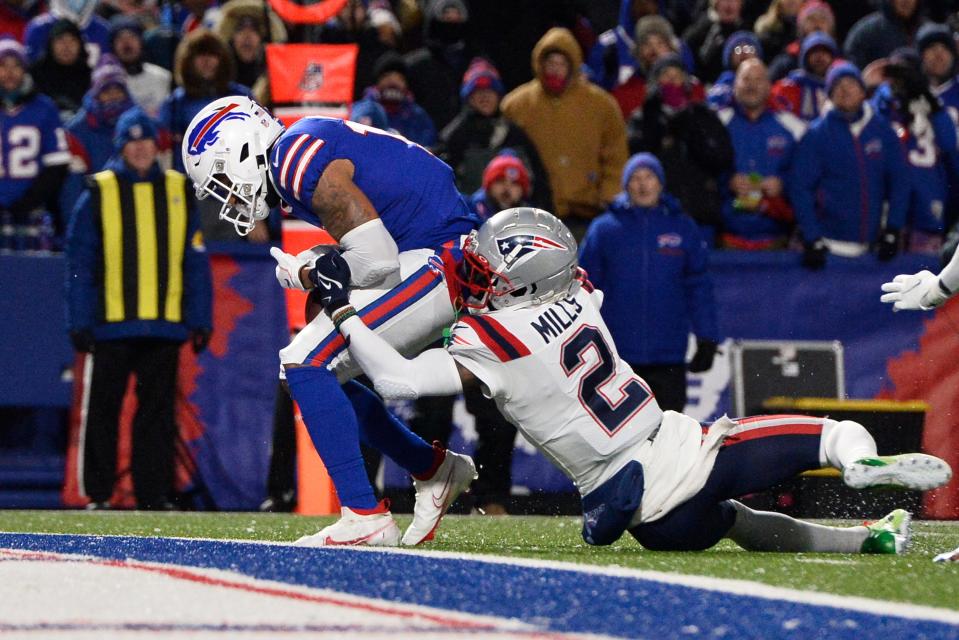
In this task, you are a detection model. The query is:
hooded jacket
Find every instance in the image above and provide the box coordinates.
[579,191,719,365]
[29,19,92,118]
[216,0,287,89]
[788,103,909,244]
[843,0,924,70]
[501,28,627,220]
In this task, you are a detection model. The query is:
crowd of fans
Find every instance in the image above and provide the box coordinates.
[2,0,959,263]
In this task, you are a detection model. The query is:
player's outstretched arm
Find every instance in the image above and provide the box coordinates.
[311,159,399,287]
[880,251,959,311]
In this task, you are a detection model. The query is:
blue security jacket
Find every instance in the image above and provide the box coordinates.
[65,158,213,342]
[788,103,908,244]
[579,193,719,365]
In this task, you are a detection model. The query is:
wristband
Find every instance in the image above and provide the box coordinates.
[331,305,357,329]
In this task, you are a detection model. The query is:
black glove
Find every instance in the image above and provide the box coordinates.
[877,228,900,262]
[308,250,352,313]
[688,338,718,373]
[190,328,212,353]
[802,238,827,270]
[70,329,95,353]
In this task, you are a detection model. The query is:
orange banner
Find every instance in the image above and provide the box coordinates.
[266,43,358,106]
[267,0,346,25]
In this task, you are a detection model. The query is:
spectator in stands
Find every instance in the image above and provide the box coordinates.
[771,31,837,122]
[110,16,171,117]
[579,153,720,413]
[627,53,733,232]
[918,23,959,112]
[0,0,43,43]
[586,0,661,91]
[872,48,959,254]
[436,57,552,210]
[349,98,390,130]
[682,0,745,83]
[754,0,800,63]
[718,58,805,249]
[789,61,908,269]
[469,152,532,220]
[217,0,285,92]
[25,0,110,65]
[0,38,70,248]
[160,0,220,36]
[844,0,924,70]
[307,0,396,101]
[502,27,627,238]
[160,29,248,172]
[60,57,135,218]
[362,51,436,147]
[30,18,92,120]
[768,0,835,81]
[707,30,762,110]
[404,0,472,132]
[610,15,684,118]
[65,106,212,510]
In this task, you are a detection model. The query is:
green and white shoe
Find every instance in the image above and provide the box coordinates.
[860,509,912,554]
[843,453,952,491]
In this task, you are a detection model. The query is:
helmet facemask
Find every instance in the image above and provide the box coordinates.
[456,232,515,311]
[194,135,271,236]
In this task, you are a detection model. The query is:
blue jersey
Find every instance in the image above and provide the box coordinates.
[25,13,111,65]
[0,93,70,208]
[269,117,478,252]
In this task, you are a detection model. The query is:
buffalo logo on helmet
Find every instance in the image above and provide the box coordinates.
[300,62,325,92]
[187,103,251,156]
[496,234,567,266]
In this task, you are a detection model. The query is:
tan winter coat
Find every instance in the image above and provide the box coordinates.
[501,28,628,220]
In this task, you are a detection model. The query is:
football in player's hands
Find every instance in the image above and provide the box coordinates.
[880,270,947,311]
[309,251,352,312]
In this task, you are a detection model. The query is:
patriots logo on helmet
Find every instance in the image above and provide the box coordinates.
[497,234,567,266]
[187,103,251,156]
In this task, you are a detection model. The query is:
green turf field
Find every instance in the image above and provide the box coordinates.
[1,511,957,610]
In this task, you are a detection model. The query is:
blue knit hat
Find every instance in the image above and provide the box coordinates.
[0,37,26,66]
[722,31,762,70]
[622,152,665,190]
[800,32,838,68]
[825,60,864,96]
[460,57,504,100]
[113,106,158,151]
[349,99,389,130]
[917,23,956,55]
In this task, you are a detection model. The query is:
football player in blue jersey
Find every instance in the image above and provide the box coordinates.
[0,37,71,241]
[183,96,479,546]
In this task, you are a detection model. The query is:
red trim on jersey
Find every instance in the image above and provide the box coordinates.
[280,133,309,190]
[460,315,530,362]
[724,422,824,446]
[481,315,531,357]
[293,138,326,199]
[460,316,510,361]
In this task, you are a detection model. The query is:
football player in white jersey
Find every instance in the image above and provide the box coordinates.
[880,248,959,310]
[308,207,952,553]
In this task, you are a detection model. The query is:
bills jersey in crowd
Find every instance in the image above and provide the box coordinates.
[0,92,70,208]
[269,117,478,251]
[448,282,663,496]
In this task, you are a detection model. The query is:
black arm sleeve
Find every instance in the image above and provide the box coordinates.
[8,164,69,217]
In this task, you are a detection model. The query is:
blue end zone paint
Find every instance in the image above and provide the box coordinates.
[1,533,956,639]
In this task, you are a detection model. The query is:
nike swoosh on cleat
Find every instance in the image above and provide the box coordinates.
[323,521,395,546]
[431,467,456,509]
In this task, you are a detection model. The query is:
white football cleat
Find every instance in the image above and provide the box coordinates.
[294,500,401,547]
[402,449,477,546]
[843,453,953,491]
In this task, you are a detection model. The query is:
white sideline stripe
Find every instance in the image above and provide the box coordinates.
[6,532,959,627]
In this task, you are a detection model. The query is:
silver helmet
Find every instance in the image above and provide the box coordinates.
[458,207,579,312]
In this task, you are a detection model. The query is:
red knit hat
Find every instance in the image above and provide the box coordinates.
[482,154,531,196]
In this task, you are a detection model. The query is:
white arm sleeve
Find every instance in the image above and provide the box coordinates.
[938,244,959,297]
[339,315,464,399]
[339,218,400,287]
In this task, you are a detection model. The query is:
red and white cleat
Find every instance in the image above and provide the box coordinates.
[401,448,477,546]
[294,500,401,547]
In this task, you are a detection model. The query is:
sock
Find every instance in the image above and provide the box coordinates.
[819,419,878,469]
[285,367,377,509]
[343,380,438,475]
[727,501,868,553]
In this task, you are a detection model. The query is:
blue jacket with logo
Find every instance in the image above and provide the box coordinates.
[579,192,719,365]
[788,103,908,244]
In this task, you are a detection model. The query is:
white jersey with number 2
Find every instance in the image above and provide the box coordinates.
[448,282,663,496]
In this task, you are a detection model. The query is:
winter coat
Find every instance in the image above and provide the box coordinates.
[788,103,909,244]
[436,105,552,210]
[682,14,744,83]
[501,27,627,221]
[844,2,924,70]
[579,192,719,365]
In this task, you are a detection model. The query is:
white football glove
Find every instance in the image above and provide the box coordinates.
[270,247,310,291]
[880,270,950,311]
